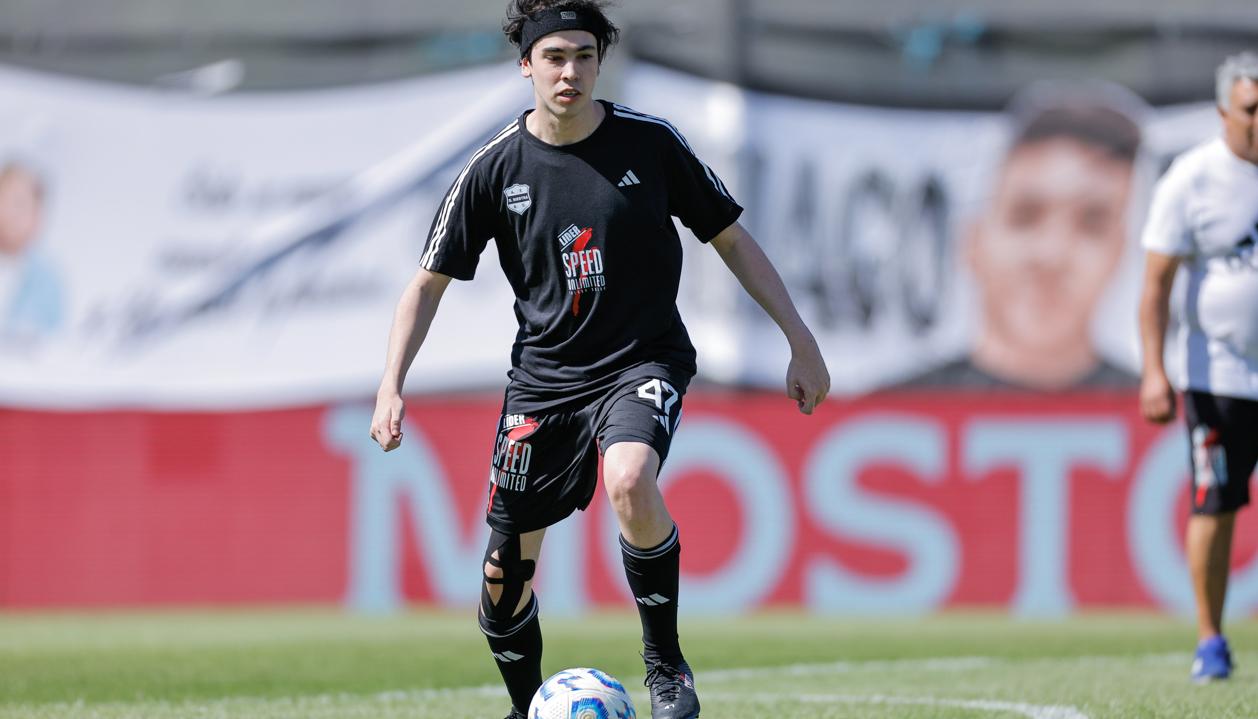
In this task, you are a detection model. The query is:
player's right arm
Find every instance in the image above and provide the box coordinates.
[371,125,503,450]
[1138,251,1181,424]
[371,268,453,451]
[1137,155,1195,425]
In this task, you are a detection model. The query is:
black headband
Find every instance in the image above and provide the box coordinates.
[519,8,602,59]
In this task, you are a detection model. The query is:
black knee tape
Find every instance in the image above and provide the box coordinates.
[480,530,537,625]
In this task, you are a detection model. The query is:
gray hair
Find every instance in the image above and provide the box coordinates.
[1216,51,1258,109]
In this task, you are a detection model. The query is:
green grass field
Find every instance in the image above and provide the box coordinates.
[1,609,1256,718]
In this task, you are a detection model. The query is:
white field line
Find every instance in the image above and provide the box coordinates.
[702,655,997,681]
[21,653,1184,715]
[363,654,1024,702]
[373,653,1141,719]
[711,692,1089,719]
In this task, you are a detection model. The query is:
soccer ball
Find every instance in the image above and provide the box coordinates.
[527,667,637,719]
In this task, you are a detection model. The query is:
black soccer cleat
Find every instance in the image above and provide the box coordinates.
[643,656,701,718]
[503,709,527,719]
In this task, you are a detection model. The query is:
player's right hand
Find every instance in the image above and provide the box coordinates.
[786,345,830,416]
[370,393,406,451]
[1139,372,1176,424]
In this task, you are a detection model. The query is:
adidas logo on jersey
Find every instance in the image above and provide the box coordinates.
[617,170,642,187]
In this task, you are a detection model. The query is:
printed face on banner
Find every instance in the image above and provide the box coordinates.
[0,164,44,256]
[966,138,1132,369]
[0,161,63,344]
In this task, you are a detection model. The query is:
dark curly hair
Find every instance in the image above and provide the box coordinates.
[503,0,621,63]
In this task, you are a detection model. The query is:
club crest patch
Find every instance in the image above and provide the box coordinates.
[505,183,532,215]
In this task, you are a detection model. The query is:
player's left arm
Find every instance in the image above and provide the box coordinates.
[710,220,830,414]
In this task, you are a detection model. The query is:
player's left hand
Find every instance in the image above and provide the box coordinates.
[786,343,830,415]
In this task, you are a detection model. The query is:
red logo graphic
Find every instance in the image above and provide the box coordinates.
[1194,427,1222,507]
[570,227,595,316]
[507,417,540,441]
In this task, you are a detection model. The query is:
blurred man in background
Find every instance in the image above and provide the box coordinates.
[369,1,828,717]
[906,89,1142,390]
[1139,50,1258,683]
[0,160,62,345]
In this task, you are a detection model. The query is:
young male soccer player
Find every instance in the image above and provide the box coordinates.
[1139,50,1258,683]
[368,1,830,716]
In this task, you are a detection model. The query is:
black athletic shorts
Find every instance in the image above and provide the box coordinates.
[1184,390,1258,515]
[485,364,689,534]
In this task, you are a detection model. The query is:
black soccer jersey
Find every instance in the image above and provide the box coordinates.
[420,100,743,411]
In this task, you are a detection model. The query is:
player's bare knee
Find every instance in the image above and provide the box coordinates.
[605,465,654,509]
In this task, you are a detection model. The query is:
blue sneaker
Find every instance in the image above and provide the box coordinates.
[1191,635,1233,683]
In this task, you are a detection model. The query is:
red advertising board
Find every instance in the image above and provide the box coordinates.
[2,392,1256,615]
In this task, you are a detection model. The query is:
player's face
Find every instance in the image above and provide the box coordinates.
[0,170,43,256]
[968,138,1131,354]
[521,30,600,120]
[1219,77,1258,164]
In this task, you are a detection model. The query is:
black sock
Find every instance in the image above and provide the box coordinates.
[621,524,683,663]
[480,594,543,712]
